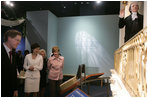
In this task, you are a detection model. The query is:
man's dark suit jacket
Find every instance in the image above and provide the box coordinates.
[1,44,18,97]
[119,13,143,42]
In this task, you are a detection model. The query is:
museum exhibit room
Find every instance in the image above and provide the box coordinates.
[1,1,147,97]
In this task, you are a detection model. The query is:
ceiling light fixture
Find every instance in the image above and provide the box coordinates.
[86,2,90,4]
[5,1,10,5]
[96,1,101,4]
[5,1,14,7]
[10,3,14,7]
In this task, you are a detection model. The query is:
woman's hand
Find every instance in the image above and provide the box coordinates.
[29,66,34,71]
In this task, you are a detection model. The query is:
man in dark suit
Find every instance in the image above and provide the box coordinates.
[119,2,143,42]
[1,29,22,97]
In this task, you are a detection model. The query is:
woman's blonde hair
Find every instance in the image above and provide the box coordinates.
[52,46,60,53]
[39,49,47,58]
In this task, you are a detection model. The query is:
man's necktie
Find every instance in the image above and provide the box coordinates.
[9,51,12,64]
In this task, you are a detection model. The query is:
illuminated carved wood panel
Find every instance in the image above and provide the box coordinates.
[114,27,147,97]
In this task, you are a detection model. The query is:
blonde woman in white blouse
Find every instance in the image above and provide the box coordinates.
[23,43,43,97]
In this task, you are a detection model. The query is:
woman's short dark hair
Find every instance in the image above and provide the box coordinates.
[4,29,22,42]
[31,43,40,53]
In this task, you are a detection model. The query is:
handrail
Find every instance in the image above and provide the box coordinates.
[114,27,147,97]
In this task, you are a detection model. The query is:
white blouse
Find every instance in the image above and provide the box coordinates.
[23,53,43,78]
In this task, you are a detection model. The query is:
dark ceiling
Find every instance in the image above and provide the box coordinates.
[1,1,120,20]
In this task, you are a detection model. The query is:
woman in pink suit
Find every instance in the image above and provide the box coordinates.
[48,46,64,97]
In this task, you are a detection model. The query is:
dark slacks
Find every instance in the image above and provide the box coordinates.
[49,79,62,97]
